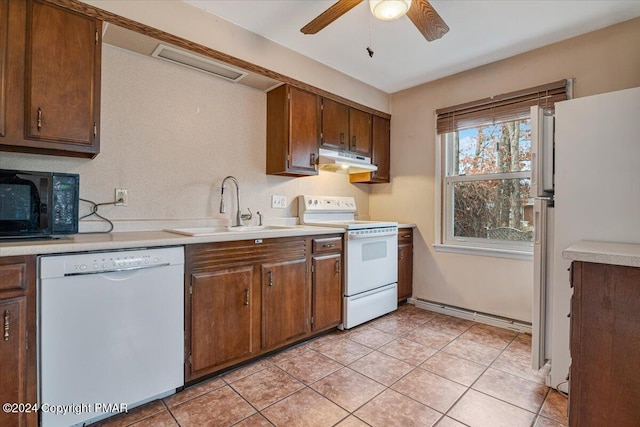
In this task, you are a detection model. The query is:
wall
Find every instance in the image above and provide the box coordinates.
[82,0,389,113]
[0,45,370,229]
[369,17,640,322]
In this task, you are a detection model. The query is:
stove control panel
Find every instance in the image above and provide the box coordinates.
[300,195,356,212]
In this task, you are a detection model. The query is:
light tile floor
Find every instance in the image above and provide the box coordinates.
[96,304,568,427]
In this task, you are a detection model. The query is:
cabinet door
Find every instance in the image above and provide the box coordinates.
[262,258,309,350]
[349,108,371,156]
[397,243,413,301]
[0,296,27,427]
[321,98,349,150]
[0,0,7,138]
[370,116,390,182]
[569,262,640,426]
[24,0,100,152]
[288,87,319,173]
[312,254,342,331]
[190,266,256,378]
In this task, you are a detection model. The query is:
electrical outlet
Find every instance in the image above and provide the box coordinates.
[115,188,128,206]
[271,195,287,209]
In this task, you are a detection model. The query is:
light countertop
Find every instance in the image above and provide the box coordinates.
[0,226,345,257]
[398,223,416,228]
[563,240,640,268]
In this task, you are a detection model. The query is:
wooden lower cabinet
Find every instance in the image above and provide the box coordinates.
[397,228,413,301]
[262,258,309,350]
[569,261,640,426]
[311,236,342,331]
[185,234,341,382]
[190,266,257,377]
[0,256,36,427]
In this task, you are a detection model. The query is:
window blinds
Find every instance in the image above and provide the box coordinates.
[435,79,570,134]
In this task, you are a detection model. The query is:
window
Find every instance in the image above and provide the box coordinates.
[435,79,571,254]
[442,120,532,251]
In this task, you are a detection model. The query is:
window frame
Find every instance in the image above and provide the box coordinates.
[439,129,534,255]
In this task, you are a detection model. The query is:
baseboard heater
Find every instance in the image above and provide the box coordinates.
[409,297,532,334]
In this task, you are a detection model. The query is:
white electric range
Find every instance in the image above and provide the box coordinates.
[299,195,398,329]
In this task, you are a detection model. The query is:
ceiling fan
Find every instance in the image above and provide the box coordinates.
[301,0,449,42]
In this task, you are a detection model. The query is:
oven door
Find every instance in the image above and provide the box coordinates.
[345,228,398,296]
[0,170,51,238]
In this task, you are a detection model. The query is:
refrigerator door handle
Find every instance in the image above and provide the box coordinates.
[532,198,548,370]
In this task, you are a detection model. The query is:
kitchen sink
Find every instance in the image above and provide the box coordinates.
[166,225,296,236]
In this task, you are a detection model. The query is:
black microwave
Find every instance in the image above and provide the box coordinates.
[0,169,79,239]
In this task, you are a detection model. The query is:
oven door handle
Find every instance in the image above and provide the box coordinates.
[348,230,398,239]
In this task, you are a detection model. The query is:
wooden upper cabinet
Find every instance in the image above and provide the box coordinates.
[24,0,101,156]
[266,84,319,176]
[348,108,371,156]
[321,97,349,150]
[370,116,390,182]
[351,116,390,184]
[0,0,7,138]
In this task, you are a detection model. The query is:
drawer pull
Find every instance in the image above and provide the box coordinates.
[323,244,336,248]
[399,249,404,260]
[3,310,9,341]
[402,234,411,238]
[244,288,250,306]
[310,152,316,166]
[340,132,345,144]
[37,108,43,131]
[335,260,341,274]
[267,271,274,287]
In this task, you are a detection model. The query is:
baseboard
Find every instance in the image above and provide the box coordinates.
[410,298,532,334]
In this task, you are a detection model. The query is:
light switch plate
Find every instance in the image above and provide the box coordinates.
[271,195,287,209]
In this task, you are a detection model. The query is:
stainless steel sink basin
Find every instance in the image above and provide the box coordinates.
[166,225,296,236]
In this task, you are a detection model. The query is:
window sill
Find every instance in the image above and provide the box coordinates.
[433,243,533,261]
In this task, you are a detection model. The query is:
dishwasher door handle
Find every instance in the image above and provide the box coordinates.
[64,262,172,277]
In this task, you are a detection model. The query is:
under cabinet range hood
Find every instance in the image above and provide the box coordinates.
[317,148,378,174]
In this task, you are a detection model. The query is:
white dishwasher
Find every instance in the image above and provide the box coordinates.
[38,246,184,427]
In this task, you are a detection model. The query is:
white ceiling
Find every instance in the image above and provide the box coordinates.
[186,1,640,93]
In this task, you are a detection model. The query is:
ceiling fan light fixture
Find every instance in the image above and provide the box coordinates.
[369,0,412,21]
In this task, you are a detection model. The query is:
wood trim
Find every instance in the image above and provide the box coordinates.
[43,0,391,120]
[0,0,7,137]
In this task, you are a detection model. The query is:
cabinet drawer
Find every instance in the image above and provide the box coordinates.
[0,260,27,293]
[312,237,342,254]
[398,228,413,243]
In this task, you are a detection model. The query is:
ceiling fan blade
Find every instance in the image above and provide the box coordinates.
[301,0,363,34]
[406,0,449,41]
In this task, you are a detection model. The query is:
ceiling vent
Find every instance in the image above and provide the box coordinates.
[151,44,248,82]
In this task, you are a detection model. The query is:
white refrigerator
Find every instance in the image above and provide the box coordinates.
[531,86,640,393]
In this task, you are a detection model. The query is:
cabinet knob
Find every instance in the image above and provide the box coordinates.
[323,243,335,248]
[402,234,411,239]
[3,310,9,341]
[267,271,274,287]
[351,135,356,148]
[399,249,404,260]
[310,152,316,167]
[340,132,345,144]
[244,288,250,306]
[335,259,341,274]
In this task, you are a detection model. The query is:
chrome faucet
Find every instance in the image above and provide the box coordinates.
[219,176,252,227]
